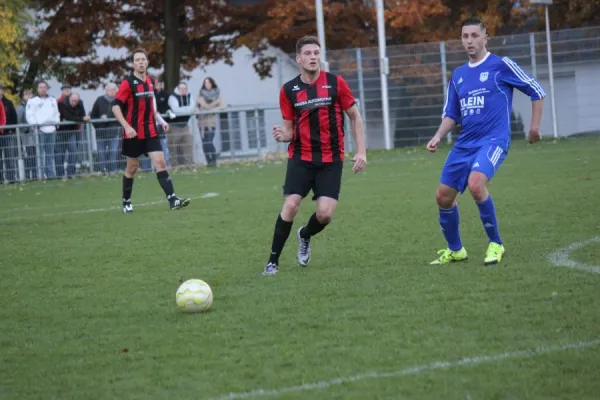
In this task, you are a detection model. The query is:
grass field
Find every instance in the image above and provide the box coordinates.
[1,137,599,400]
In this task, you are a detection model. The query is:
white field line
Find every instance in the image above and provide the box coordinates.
[0,192,219,222]
[548,237,600,274]
[207,339,600,400]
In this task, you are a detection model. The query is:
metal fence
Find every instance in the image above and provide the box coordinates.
[3,26,599,183]
[0,105,358,183]
[310,25,600,149]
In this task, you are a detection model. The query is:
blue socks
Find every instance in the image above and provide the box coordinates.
[439,195,502,251]
[477,195,502,244]
[439,205,463,251]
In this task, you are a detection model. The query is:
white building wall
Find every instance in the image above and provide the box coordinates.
[512,61,600,138]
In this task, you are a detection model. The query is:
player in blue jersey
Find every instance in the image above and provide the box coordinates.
[426,17,545,265]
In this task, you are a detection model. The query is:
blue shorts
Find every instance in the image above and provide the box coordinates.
[440,144,507,193]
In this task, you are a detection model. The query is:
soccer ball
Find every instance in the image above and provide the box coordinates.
[176,279,213,313]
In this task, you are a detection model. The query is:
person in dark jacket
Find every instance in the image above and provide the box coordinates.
[153,78,171,167]
[56,93,90,179]
[90,83,121,174]
[168,82,195,167]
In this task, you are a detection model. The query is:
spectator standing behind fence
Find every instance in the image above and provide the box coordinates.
[0,85,18,183]
[57,84,70,104]
[56,93,90,179]
[16,89,36,180]
[90,83,121,174]
[58,84,87,168]
[26,81,60,180]
[167,82,195,167]
[0,99,5,129]
[197,77,224,167]
[153,79,171,166]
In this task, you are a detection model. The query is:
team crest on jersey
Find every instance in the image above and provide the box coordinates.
[479,72,489,82]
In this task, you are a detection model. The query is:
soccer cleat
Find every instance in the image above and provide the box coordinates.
[430,247,468,265]
[484,242,505,265]
[296,227,311,267]
[123,200,133,214]
[262,262,278,275]
[169,196,191,210]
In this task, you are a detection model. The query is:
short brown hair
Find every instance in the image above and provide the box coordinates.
[131,48,148,61]
[296,36,320,54]
[461,17,487,32]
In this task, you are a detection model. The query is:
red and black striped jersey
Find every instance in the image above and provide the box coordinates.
[280,70,355,163]
[114,74,158,139]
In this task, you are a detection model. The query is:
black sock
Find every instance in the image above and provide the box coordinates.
[269,214,293,264]
[157,170,175,198]
[300,212,329,239]
[122,176,134,202]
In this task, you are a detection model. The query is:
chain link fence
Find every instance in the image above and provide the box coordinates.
[317,26,600,148]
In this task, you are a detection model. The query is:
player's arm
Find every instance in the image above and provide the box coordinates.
[336,76,366,172]
[112,80,136,138]
[112,104,136,138]
[500,57,546,143]
[273,119,294,142]
[273,87,294,142]
[529,99,543,143]
[344,105,366,156]
[427,79,460,152]
[345,104,367,173]
[433,118,457,140]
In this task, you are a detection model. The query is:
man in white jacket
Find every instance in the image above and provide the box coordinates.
[167,82,195,167]
[26,81,60,179]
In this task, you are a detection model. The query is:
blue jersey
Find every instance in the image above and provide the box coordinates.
[442,52,545,151]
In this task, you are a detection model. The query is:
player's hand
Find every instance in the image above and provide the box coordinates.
[426,135,441,152]
[273,125,291,142]
[161,122,169,133]
[352,152,367,174]
[528,126,541,144]
[125,126,137,138]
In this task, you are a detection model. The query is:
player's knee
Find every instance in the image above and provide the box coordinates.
[468,175,487,201]
[435,187,454,208]
[154,160,166,171]
[316,200,336,223]
[282,197,301,218]
[316,208,333,224]
[126,161,139,175]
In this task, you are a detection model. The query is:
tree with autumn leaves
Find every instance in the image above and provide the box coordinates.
[232,0,600,77]
[18,0,238,92]
[0,0,29,103]
[4,0,600,96]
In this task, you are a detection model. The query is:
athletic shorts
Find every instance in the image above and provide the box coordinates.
[440,144,507,193]
[121,136,163,158]
[283,159,343,201]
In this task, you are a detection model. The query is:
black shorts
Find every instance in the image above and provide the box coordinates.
[283,159,343,201]
[121,136,163,158]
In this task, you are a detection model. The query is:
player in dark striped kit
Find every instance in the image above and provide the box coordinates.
[112,49,190,213]
[263,36,367,275]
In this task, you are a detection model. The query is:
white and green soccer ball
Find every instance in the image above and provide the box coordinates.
[176,279,213,312]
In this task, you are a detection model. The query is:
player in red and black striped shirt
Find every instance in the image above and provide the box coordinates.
[263,36,367,275]
[112,49,190,213]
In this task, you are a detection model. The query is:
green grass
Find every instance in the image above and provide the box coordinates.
[1,137,600,400]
